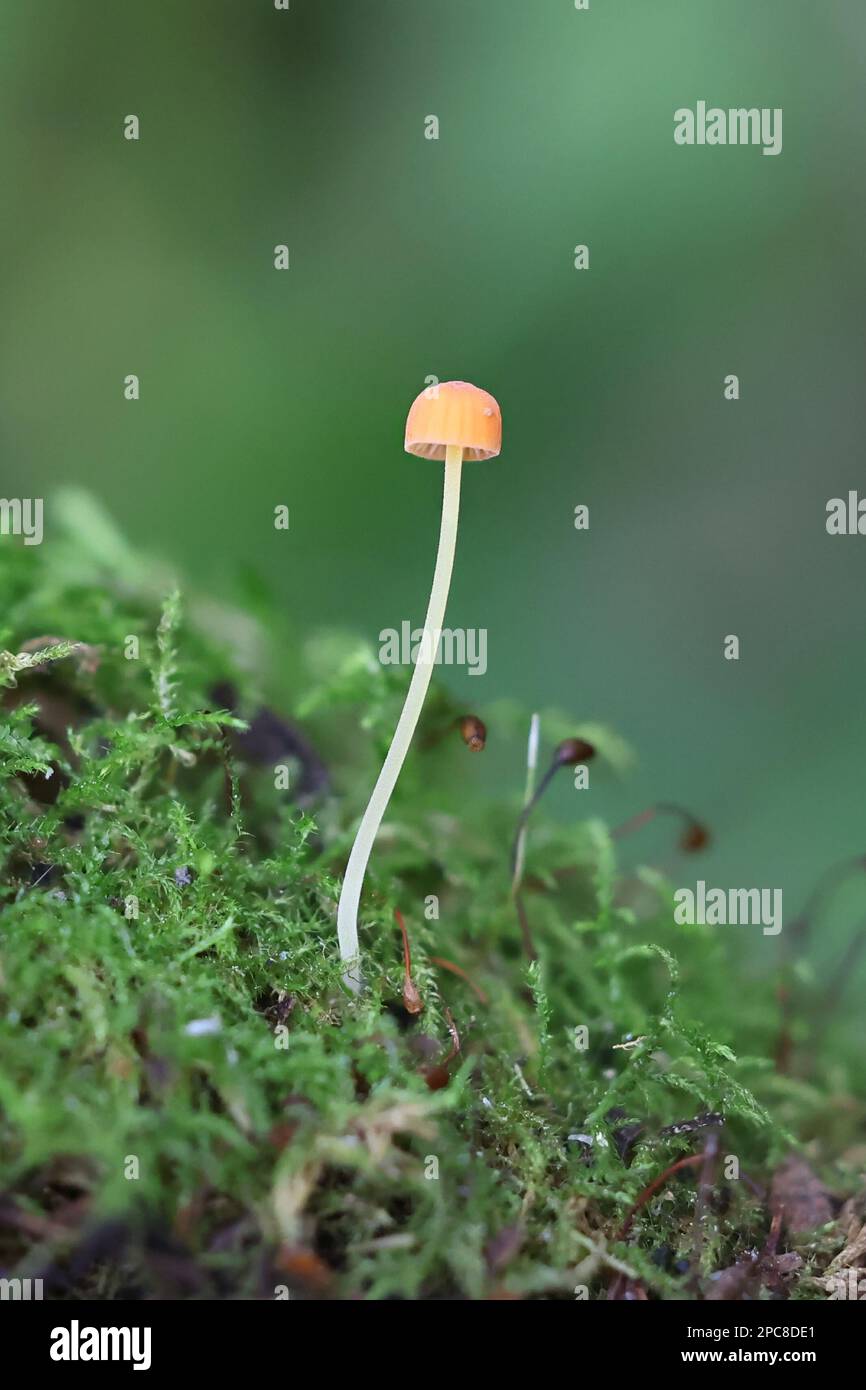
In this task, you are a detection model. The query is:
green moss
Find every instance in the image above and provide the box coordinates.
[0,500,861,1300]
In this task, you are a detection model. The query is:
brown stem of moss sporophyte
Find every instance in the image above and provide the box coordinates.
[509,735,596,960]
[510,737,596,884]
[611,802,709,853]
[395,908,423,1015]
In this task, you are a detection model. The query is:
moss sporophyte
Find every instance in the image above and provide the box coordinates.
[336,382,502,991]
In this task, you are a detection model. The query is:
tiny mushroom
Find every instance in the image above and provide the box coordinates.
[336,382,502,990]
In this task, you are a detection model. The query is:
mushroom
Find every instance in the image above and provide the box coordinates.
[336,381,502,990]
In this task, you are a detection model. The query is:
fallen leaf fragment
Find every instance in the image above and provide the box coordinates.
[771,1156,833,1236]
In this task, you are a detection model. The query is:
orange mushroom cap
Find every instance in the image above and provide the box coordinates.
[405,380,502,461]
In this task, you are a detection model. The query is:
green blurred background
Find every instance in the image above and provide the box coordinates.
[3,1,866,980]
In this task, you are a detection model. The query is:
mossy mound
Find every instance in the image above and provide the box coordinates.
[0,499,862,1300]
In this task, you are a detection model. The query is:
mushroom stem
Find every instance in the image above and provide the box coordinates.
[337,445,464,990]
